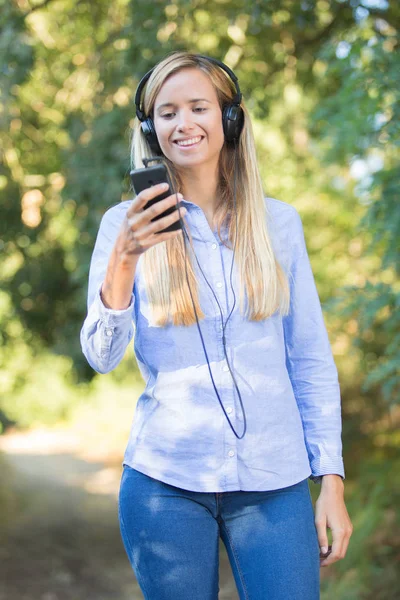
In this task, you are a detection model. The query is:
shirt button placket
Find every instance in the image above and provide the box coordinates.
[212,239,237,487]
[221,362,239,487]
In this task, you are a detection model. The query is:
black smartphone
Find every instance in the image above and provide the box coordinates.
[130,164,182,234]
[319,545,332,559]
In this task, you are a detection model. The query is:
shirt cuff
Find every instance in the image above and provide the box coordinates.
[309,455,345,484]
[95,284,135,328]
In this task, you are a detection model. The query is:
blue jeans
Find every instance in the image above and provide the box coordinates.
[118,465,320,599]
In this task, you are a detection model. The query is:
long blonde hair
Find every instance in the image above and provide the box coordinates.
[130,52,290,327]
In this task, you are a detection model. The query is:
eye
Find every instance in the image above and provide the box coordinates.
[194,107,206,112]
[161,112,175,119]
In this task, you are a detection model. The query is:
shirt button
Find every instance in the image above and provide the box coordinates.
[105,328,113,337]
[228,450,235,458]
[211,243,217,250]
[226,407,233,414]
[222,365,229,372]
[216,282,223,288]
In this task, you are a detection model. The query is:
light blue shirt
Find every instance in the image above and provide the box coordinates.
[80,196,345,492]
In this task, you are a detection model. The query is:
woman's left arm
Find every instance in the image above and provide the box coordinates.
[315,474,353,567]
[282,207,353,565]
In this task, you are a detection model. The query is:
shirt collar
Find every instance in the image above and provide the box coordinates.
[178,199,229,244]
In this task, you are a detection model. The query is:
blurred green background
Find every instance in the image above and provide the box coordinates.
[0,0,399,598]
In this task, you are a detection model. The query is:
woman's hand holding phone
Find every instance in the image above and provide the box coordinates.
[118,183,186,259]
[100,183,186,310]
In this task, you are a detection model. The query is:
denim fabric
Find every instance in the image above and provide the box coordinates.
[118,465,320,600]
[81,196,345,492]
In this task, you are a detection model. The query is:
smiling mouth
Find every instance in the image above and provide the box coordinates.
[174,136,204,148]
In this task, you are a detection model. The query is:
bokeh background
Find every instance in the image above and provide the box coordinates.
[1,0,399,598]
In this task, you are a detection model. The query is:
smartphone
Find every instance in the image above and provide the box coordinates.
[320,545,332,559]
[130,164,182,234]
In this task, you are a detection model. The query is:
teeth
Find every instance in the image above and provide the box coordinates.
[176,136,202,147]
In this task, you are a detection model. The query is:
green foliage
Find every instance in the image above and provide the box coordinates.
[310,13,400,409]
[0,2,399,595]
[0,1,34,125]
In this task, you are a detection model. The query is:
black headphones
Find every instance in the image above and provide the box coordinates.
[134,54,244,155]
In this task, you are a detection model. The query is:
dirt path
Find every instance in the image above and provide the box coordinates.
[0,428,238,600]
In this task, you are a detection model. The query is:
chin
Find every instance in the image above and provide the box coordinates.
[175,150,221,167]
[173,155,208,168]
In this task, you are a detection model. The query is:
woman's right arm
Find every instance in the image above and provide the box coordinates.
[80,183,186,374]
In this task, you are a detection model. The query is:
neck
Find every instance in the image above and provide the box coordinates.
[178,163,219,223]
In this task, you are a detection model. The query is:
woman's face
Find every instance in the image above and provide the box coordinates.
[153,67,225,172]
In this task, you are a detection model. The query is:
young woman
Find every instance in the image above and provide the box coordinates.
[80,52,353,600]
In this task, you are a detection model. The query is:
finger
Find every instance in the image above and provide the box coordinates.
[128,192,182,230]
[340,534,351,561]
[324,522,353,565]
[134,182,170,212]
[140,205,187,239]
[314,515,328,557]
[124,226,183,256]
[320,530,345,566]
[134,227,183,251]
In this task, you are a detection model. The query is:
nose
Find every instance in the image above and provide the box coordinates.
[176,108,195,132]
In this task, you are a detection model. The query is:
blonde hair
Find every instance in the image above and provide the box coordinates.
[130,52,290,326]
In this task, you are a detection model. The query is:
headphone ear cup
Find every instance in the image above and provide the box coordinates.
[141,117,162,154]
[222,104,244,143]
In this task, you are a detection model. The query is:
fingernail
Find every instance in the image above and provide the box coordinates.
[320,547,328,554]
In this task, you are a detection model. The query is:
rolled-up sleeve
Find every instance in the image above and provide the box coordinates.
[283,208,345,484]
[80,203,135,374]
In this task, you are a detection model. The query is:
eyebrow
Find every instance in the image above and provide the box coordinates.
[156,99,211,113]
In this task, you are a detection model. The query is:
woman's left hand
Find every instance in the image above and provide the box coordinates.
[314,475,353,567]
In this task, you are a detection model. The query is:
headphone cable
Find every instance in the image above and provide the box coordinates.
[172,140,247,440]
